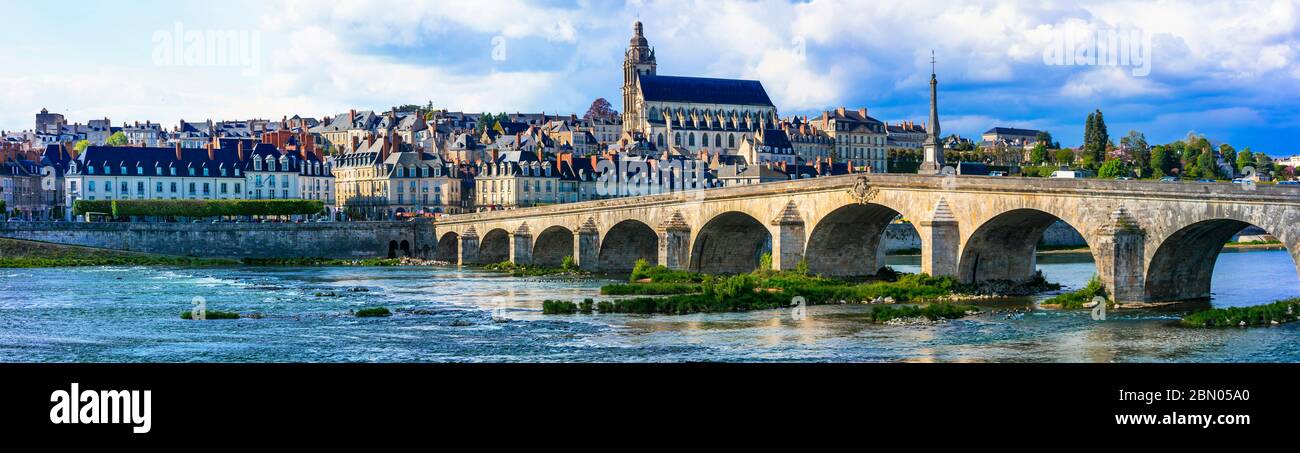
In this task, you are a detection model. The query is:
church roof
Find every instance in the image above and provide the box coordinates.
[638,75,774,107]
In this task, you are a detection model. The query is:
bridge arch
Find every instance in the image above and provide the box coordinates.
[804,203,905,277]
[434,231,459,263]
[532,225,574,267]
[599,219,658,271]
[1145,219,1300,302]
[690,211,771,274]
[479,228,510,264]
[958,208,1094,284]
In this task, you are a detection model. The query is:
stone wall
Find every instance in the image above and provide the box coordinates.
[0,221,433,259]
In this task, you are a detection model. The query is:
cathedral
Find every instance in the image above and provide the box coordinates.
[620,21,779,157]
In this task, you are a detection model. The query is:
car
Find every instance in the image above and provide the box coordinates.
[1231,178,1245,184]
[1196,179,1216,183]
[1114,176,1132,180]
[1278,181,1300,185]
[1160,176,1179,182]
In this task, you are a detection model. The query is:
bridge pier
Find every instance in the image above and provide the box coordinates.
[659,213,691,270]
[575,219,600,271]
[920,199,960,277]
[458,227,480,265]
[510,224,533,265]
[1093,207,1147,303]
[770,201,806,271]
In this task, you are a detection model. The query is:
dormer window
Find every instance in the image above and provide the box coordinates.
[170,167,176,176]
[136,166,143,174]
[203,168,209,176]
[188,168,195,176]
[254,158,262,171]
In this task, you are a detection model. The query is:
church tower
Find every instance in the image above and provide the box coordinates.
[919,51,945,174]
[622,21,657,131]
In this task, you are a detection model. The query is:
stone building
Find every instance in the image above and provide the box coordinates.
[619,21,778,157]
[332,133,463,219]
[809,107,888,172]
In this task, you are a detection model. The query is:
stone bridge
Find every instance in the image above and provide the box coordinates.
[433,173,1300,304]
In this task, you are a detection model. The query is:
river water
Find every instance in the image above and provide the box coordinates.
[2,249,1299,362]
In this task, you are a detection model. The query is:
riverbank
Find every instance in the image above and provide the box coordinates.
[0,238,235,267]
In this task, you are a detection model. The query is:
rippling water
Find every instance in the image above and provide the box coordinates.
[2,249,1299,362]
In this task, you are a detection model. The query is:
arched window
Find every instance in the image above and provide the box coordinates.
[674,133,682,146]
[729,134,736,148]
[715,134,722,148]
[688,133,695,147]
[657,133,665,147]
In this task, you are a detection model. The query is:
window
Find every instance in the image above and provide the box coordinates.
[137,182,145,194]
[234,183,241,194]
[156,182,163,193]
[170,182,178,193]
[688,133,695,147]
[282,177,288,188]
[188,182,196,194]
[88,181,96,192]
[120,182,128,193]
[202,183,210,195]
[255,159,262,171]
[220,183,228,194]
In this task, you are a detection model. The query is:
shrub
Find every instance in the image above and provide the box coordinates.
[869,303,976,323]
[355,307,391,317]
[542,300,578,314]
[72,200,113,216]
[560,255,576,271]
[601,282,701,295]
[629,261,706,283]
[181,310,240,320]
[757,253,773,273]
[1181,299,1300,327]
[109,199,324,218]
[1043,275,1106,309]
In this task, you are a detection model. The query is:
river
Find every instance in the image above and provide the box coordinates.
[2,249,1299,362]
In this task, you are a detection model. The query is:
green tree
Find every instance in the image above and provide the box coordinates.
[105,131,128,146]
[1218,144,1237,176]
[1255,152,1275,176]
[1054,148,1075,165]
[1029,143,1048,165]
[1035,130,1055,148]
[1080,110,1108,170]
[1236,148,1254,172]
[1149,145,1175,178]
[1097,159,1128,178]
[73,139,90,154]
[1196,148,1220,179]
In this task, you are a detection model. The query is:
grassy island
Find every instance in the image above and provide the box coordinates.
[355,307,392,318]
[181,310,240,320]
[1180,299,1300,327]
[545,259,982,320]
[482,259,586,277]
[1040,276,1109,309]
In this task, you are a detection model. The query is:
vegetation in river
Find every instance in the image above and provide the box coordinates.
[1041,275,1108,309]
[0,238,235,268]
[181,310,240,320]
[868,303,978,323]
[1180,299,1300,327]
[355,307,392,318]
[241,257,406,266]
[600,282,701,295]
[483,261,588,277]
[629,259,706,283]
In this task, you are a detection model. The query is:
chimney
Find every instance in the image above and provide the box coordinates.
[351,135,360,153]
[349,109,356,125]
[237,140,245,162]
[175,142,183,161]
[208,143,215,161]
[858,108,868,118]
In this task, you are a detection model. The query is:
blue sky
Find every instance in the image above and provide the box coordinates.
[2,0,1298,154]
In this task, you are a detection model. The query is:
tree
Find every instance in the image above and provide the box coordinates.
[73,140,90,154]
[1255,152,1275,176]
[1035,130,1055,148]
[1236,147,1254,172]
[105,131,128,146]
[1196,147,1220,179]
[1218,144,1237,176]
[583,98,618,121]
[1097,159,1128,178]
[1029,143,1049,165]
[1150,145,1177,178]
[1120,130,1151,178]
[1054,148,1075,165]
[1081,110,1108,170]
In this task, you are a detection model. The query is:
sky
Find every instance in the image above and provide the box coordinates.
[1,0,1297,154]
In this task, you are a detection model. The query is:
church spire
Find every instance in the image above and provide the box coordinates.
[919,50,945,174]
[622,20,657,131]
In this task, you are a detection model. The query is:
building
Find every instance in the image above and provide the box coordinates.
[62,140,333,219]
[981,127,1042,146]
[332,133,463,219]
[619,21,778,156]
[885,121,927,153]
[0,159,45,219]
[809,107,888,172]
[735,128,796,165]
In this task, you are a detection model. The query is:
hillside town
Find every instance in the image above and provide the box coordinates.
[0,21,1288,222]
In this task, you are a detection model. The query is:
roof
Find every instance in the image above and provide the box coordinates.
[984,127,1041,137]
[638,75,774,107]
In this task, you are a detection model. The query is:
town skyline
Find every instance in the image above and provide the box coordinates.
[2,0,1298,154]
